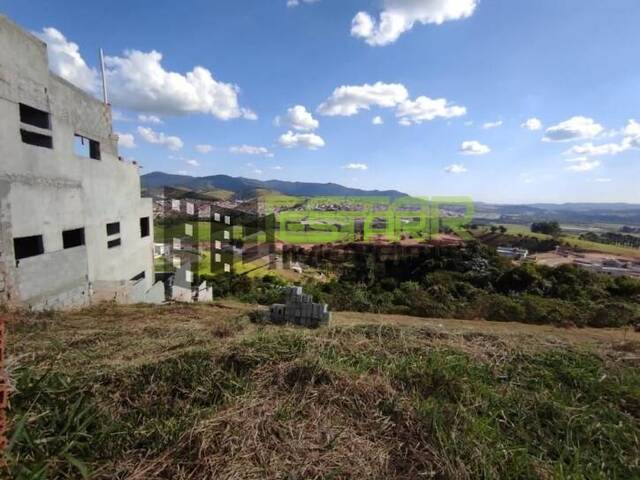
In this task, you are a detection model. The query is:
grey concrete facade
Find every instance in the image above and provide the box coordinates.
[0,16,159,309]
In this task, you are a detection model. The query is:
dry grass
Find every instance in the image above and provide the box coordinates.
[5,302,640,479]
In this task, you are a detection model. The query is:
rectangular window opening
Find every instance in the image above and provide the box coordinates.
[140,217,150,238]
[131,271,146,282]
[74,134,101,160]
[107,238,121,249]
[62,228,85,249]
[19,103,51,129]
[14,235,44,263]
[20,129,53,149]
[106,222,120,236]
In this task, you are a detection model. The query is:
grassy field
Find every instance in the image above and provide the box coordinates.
[483,224,640,258]
[561,235,640,258]
[5,302,640,479]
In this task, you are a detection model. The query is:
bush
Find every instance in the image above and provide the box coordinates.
[589,302,638,328]
[476,295,526,322]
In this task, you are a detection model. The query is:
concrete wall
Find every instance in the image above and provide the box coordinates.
[0,16,157,309]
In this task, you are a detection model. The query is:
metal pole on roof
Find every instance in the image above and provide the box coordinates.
[99,48,108,105]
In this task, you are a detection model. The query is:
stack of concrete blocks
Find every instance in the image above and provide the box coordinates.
[269,286,331,328]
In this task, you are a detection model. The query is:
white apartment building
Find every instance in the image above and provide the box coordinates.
[0,16,163,309]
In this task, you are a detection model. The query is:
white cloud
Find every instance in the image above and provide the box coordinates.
[343,163,368,170]
[318,82,409,116]
[564,157,601,172]
[273,165,284,171]
[186,159,200,167]
[521,118,542,131]
[116,132,136,149]
[543,116,604,142]
[372,116,384,125]
[277,105,319,131]
[229,145,273,157]
[318,82,465,125]
[36,27,99,92]
[137,126,183,151]
[351,0,478,46]
[460,140,490,155]
[195,144,213,154]
[562,119,640,156]
[105,50,256,120]
[278,131,326,150]
[138,114,163,124]
[444,163,467,174]
[287,0,319,6]
[482,120,503,129]
[37,28,255,121]
[594,178,612,183]
[624,119,640,138]
[623,119,640,149]
[566,142,628,157]
[396,96,466,125]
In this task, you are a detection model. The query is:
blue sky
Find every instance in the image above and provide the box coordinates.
[3,0,640,203]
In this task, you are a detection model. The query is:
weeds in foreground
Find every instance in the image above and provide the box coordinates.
[5,306,640,479]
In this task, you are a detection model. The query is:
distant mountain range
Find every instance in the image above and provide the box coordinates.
[141,172,408,199]
[142,172,640,226]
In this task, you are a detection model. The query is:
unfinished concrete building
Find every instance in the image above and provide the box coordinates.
[0,16,163,309]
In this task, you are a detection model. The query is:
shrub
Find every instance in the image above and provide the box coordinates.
[589,302,638,328]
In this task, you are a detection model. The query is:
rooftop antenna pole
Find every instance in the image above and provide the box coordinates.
[99,48,108,105]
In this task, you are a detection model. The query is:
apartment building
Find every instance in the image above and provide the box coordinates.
[0,16,163,309]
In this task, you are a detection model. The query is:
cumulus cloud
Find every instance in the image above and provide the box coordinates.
[229,145,273,157]
[277,105,319,131]
[195,144,213,154]
[36,27,99,92]
[396,96,466,125]
[566,142,628,157]
[624,119,640,138]
[562,119,640,156]
[318,82,409,116]
[372,116,384,125]
[138,114,163,124]
[351,0,478,46]
[278,131,326,150]
[565,157,601,172]
[543,116,604,142]
[105,50,256,120]
[186,159,200,167]
[36,27,255,121]
[623,119,640,148]
[460,140,490,155]
[482,120,503,129]
[343,163,368,170]
[318,82,465,126]
[116,132,136,149]
[444,163,467,174]
[521,118,542,131]
[137,126,183,151]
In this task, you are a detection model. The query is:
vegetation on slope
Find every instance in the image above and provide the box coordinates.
[5,303,640,479]
[202,243,640,328]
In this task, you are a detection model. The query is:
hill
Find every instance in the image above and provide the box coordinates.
[141,171,407,199]
[7,302,640,479]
